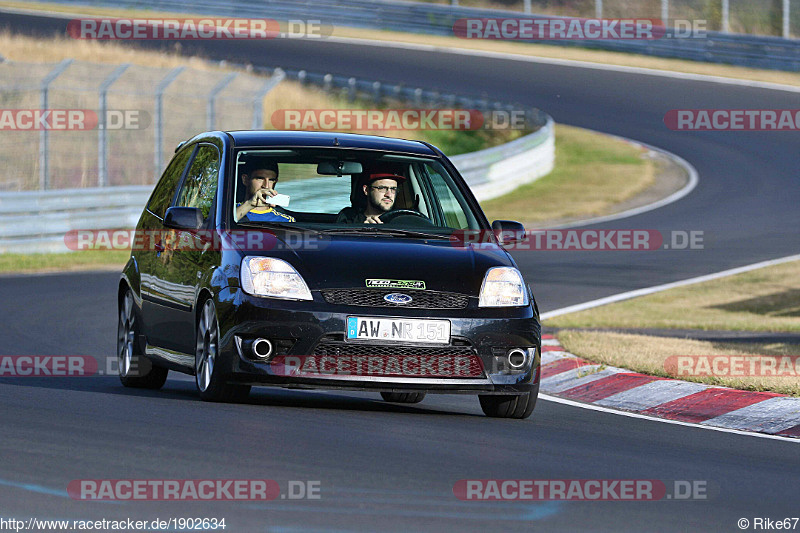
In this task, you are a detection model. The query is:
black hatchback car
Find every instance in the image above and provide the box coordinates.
[118,130,541,418]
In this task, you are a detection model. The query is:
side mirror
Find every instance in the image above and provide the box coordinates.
[492,220,526,245]
[164,207,204,230]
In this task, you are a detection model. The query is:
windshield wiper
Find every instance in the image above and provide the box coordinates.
[237,222,321,235]
[319,226,450,239]
[370,227,451,239]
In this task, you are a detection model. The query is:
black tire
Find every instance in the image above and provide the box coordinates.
[195,299,250,402]
[117,289,168,389]
[478,390,538,419]
[380,392,426,404]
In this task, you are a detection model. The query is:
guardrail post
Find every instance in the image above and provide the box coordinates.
[97,63,129,187]
[207,72,238,131]
[39,59,73,190]
[154,66,185,182]
[661,0,669,27]
[252,69,284,130]
[347,77,357,101]
[524,0,531,14]
[595,0,603,19]
[372,81,381,103]
[323,73,333,92]
[783,0,790,38]
[721,0,729,33]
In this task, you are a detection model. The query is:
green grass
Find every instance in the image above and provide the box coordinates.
[480,124,654,223]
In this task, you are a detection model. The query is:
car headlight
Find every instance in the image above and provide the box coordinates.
[478,267,529,307]
[241,256,312,300]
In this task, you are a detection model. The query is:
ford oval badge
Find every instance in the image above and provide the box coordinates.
[384,293,412,304]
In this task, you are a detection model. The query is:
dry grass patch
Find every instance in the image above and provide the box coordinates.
[546,260,800,332]
[0,250,131,274]
[558,329,800,396]
[480,124,654,223]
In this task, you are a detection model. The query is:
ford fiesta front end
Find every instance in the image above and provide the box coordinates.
[119,131,541,418]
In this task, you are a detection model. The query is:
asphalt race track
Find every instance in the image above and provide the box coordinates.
[1,9,799,532]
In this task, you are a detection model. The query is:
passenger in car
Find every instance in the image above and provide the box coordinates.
[336,173,406,224]
[235,158,295,223]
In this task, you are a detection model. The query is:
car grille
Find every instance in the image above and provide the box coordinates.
[321,289,469,309]
[311,340,484,378]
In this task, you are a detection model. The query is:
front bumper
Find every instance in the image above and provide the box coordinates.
[215,287,541,394]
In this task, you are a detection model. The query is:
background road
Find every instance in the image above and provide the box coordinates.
[1,10,798,532]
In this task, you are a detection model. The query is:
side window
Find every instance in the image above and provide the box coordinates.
[424,163,470,229]
[176,144,220,220]
[147,145,193,219]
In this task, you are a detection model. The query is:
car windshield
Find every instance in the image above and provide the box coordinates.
[232,148,482,232]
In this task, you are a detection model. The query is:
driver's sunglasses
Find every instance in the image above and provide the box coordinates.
[371,185,398,194]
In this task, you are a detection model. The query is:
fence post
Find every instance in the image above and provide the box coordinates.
[595,0,603,19]
[662,0,669,27]
[153,66,185,181]
[39,59,73,190]
[721,0,729,33]
[97,63,129,187]
[523,0,531,14]
[784,0,790,38]
[207,72,238,131]
[252,69,284,129]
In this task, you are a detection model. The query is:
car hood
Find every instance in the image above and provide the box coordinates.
[245,232,516,295]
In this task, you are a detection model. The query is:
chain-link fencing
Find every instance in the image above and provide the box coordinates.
[0,59,283,191]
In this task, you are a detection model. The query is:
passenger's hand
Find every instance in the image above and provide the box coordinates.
[364,214,383,224]
[250,187,277,207]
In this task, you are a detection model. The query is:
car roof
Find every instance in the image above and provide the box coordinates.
[224,130,439,156]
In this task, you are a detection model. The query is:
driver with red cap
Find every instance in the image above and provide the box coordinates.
[336,173,406,224]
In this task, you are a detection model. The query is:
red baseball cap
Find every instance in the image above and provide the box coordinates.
[366,173,406,183]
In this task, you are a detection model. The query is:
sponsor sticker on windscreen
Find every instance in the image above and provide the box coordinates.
[366,279,426,290]
[347,317,450,344]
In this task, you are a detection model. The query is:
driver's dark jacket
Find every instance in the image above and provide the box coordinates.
[335,206,368,224]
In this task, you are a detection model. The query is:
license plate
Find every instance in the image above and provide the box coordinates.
[346,317,450,344]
